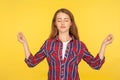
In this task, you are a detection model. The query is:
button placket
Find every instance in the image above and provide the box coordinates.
[60,41,70,80]
[60,63,64,79]
[59,42,65,79]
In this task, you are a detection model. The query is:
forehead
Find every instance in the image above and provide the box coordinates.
[56,12,70,19]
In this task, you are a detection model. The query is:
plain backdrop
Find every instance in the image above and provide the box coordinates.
[0,0,120,80]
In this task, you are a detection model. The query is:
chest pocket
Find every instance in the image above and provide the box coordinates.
[46,49,60,63]
[67,51,78,65]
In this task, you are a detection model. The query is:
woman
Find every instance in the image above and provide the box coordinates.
[17,8,113,80]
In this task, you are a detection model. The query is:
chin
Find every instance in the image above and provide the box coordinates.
[59,30,68,33]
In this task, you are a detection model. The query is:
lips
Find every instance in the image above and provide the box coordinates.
[61,26,66,28]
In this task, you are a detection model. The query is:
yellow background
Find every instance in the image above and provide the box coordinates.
[0,0,120,80]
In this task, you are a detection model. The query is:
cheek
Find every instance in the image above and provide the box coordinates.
[55,22,61,27]
[66,22,72,27]
[55,22,58,26]
[55,22,60,29]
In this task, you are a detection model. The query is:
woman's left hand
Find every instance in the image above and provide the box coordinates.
[102,34,114,47]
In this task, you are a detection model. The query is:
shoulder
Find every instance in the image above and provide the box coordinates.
[79,41,89,51]
[80,41,86,47]
[73,39,86,46]
[46,38,56,42]
[72,39,87,48]
[76,40,87,49]
[44,38,56,45]
[71,39,89,53]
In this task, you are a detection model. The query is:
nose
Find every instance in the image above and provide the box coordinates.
[61,20,65,25]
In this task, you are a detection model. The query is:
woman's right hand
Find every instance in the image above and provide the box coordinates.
[17,32,27,44]
[17,32,31,59]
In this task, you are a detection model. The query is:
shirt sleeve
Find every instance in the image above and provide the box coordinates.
[24,40,47,67]
[81,41,105,70]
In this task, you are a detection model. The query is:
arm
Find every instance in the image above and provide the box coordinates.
[17,32,46,67]
[17,32,30,59]
[81,34,113,70]
[81,42,104,70]
[99,34,113,60]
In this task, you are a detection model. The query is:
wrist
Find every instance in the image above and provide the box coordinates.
[23,41,28,46]
[102,43,107,48]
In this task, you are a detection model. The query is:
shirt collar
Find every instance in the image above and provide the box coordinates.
[54,35,75,42]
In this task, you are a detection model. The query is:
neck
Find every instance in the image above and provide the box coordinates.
[58,32,71,42]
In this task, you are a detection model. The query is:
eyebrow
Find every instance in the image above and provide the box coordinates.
[56,18,69,20]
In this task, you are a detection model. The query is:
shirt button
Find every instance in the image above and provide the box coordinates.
[61,78,64,80]
[61,70,64,74]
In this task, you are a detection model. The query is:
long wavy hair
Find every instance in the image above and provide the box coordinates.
[49,8,79,40]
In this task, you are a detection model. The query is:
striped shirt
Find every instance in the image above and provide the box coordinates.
[25,36,105,80]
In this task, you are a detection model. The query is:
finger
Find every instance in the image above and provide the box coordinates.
[19,32,23,36]
[108,35,114,44]
[107,34,113,41]
[17,32,23,40]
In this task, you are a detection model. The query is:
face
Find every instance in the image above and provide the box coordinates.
[55,12,72,33]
